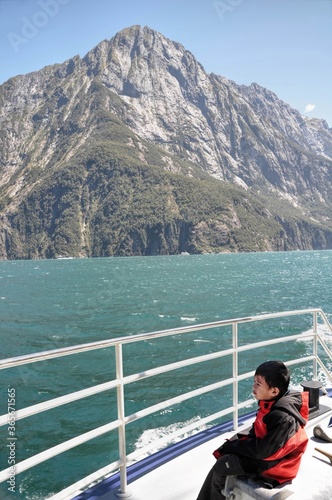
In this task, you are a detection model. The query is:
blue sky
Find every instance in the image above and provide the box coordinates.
[0,0,331,125]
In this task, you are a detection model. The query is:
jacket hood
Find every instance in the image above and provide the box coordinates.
[271,390,308,426]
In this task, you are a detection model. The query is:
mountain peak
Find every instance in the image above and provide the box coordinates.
[1,26,332,258]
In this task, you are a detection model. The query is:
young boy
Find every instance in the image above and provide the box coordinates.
[196,360,309,500]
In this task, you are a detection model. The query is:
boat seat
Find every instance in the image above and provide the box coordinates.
[223,475,293,499]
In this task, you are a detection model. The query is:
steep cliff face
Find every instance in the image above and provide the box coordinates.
[82,26,332,202]
[0,25,332,259]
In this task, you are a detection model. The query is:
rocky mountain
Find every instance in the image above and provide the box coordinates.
[0,25,332,259]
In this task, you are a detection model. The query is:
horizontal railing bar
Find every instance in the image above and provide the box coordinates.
[0,420,123,483]
[237,370,255,382]
[126,407,236,462]
[285,355,315,368]
[0,379,120,427]
[0,350,235,428]
[123,332,317,386]
[124,378,237,425]
[236,332,316,353]
[237,398,258,411]
[0,320,247,369]
[0,308,323,370]
[126,397,257,463]
[123,348,235,385]
[0,337,321,428]
[235,356,316,384]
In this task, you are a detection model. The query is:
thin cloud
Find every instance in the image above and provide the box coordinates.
[305,104,316,113]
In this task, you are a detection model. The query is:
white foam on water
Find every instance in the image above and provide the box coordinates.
[297,323,332,342]
[134,417,207,459]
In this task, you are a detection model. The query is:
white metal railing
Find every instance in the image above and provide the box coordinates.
[1,308,332,499]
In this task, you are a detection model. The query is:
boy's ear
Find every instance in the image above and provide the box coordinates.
[272,387,280,396]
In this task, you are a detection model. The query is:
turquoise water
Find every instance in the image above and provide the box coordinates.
[1,251,332,498]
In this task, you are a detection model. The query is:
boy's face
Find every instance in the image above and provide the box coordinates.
[253,375,279,401]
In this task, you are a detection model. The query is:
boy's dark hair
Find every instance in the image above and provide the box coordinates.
[255,360,290,397]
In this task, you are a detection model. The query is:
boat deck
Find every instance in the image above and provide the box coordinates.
[70,394,332,500]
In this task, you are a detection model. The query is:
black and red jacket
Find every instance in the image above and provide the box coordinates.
[214,390,309,484]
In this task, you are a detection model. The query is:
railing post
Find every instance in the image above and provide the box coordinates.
[115,343,132,498]
[313,312,318,380]
[232,322,239,431]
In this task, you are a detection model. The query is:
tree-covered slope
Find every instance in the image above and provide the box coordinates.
[3,141,331,259]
